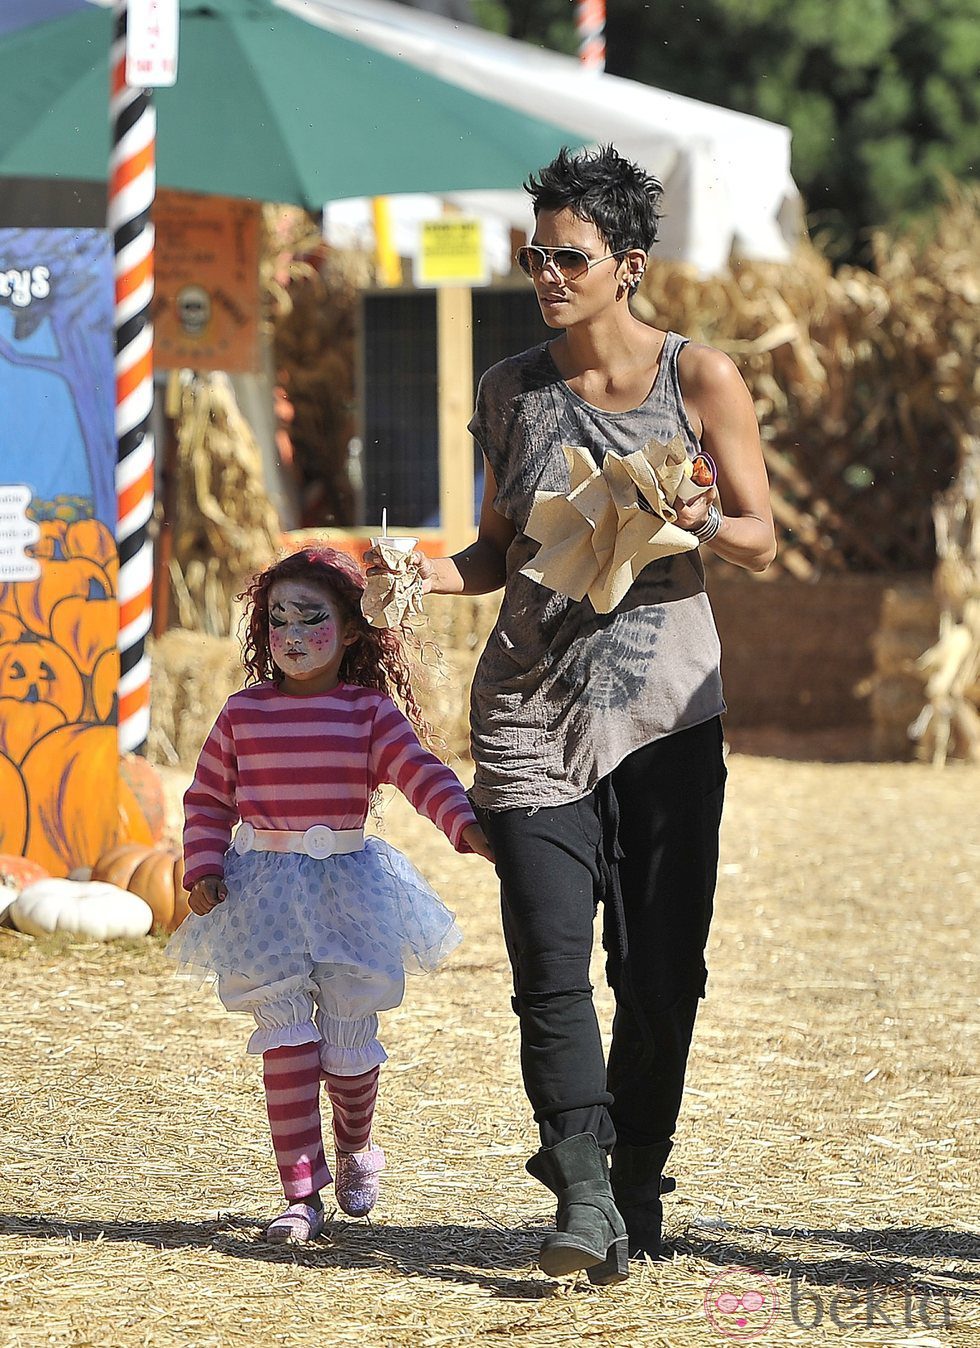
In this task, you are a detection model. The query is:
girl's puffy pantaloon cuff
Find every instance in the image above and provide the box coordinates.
[317,1012,388,1076]
[246,1019,320,1055]
[220,974,322,1055]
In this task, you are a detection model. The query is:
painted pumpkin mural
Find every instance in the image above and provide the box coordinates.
[0,513,160,874]
[0,635,86,722]
[0,696,67,768]
[0,611,26,644]
[0,755,29,855]
[0,515,134,875]
[0,228,148,877]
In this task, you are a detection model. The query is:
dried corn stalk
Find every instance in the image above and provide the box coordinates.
[265,205,371,527]
[634,185,978,578]
[909,459,980,764]
[881,184,980,763]
[170,371,280,636]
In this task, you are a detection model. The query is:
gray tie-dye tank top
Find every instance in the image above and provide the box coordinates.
[467,332,725,811]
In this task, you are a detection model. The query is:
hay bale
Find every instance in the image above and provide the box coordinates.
[870,679,927,760]
[424,593,499,655]
[147,597,501,770]
[414,648,480,763]
[880,581,940,632]
[147,630,244,769]
[872,629,935,678]
[414,595,500,760]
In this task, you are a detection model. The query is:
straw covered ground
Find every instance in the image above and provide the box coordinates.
[1,748,977,1347]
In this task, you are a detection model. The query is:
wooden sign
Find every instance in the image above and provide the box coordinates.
[154,190,262,372]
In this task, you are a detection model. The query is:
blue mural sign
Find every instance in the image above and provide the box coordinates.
[0,228,116,533]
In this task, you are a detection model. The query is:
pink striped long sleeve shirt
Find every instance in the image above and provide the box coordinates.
[182,682,477,890]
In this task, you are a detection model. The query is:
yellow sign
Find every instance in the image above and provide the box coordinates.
[416,219,488,287]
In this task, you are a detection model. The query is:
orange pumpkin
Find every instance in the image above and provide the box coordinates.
[0,854,48,892]
[91,841,156,890]
[92,842,189,933]
[21,723,123,875]
[0,756,28,855]
[130,850,189,933]
[0,696,67,766]
[0,637,85,723]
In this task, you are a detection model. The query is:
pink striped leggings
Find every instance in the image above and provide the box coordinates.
[262,1044,380,1201]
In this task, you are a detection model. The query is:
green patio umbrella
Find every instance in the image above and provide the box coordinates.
[1,0,580,756]
[0,0,581,205]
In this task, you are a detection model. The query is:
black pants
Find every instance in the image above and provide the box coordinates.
[480,718,726,1154]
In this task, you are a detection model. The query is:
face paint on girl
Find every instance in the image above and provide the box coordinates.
[268,579,355,694]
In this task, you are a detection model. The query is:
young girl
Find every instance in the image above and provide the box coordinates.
[166,545,492,1244]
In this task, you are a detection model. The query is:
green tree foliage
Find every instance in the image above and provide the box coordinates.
[484,0,980,261]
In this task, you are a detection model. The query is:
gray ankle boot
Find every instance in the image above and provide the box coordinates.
[526,1133,629,1283]
[609,1142,675,1260]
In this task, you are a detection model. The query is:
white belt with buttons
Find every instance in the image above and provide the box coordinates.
[232,823,366,860]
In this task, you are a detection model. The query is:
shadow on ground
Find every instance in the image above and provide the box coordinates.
[5,1209,978,1306]
[0,1211,554,1299]
[672,1220,979,1304]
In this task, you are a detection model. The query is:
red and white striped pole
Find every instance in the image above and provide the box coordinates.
[110,0,156,754]
[576,0,606,72]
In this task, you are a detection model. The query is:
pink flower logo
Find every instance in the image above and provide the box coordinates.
[704,1267,780,1340]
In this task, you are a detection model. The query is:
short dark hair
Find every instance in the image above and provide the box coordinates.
[524,144,663,254]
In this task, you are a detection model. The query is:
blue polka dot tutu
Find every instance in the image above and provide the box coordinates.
[165,838,462,985]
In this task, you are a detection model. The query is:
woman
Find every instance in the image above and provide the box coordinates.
[370,144,775,1283]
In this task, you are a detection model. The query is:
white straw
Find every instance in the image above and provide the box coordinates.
[382,507,388,537]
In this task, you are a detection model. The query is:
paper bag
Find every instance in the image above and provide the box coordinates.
[519,435,700,614]
[360,540,426,629]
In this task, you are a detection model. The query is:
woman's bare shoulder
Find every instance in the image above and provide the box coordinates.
[677,339,745,394]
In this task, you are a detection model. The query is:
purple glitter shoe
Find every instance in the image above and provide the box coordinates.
[263,1201,326,1244]
[334,1146,386,1217]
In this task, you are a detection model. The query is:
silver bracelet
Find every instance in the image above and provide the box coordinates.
[691,504,722,544]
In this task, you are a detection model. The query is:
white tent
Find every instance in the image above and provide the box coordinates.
[284,0,802,275]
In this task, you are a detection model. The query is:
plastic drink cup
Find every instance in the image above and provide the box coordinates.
[372,510,418,562]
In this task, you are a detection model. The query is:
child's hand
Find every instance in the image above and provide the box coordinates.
[462,822,495,863]
[188,875,228,915]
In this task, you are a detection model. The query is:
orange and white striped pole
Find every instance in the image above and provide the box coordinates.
[576,0,606,72]
[110,0,156,753]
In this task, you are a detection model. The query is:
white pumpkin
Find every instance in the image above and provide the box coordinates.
[0,879,17,927]
[11,879,153,941]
